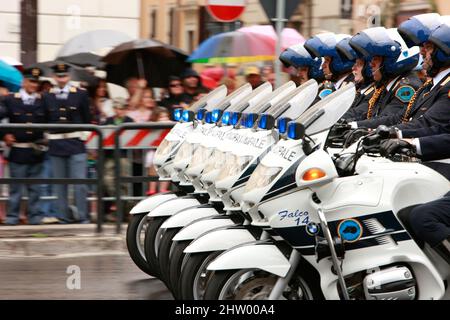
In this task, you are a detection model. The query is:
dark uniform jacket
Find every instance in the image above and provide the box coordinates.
[342,82,375,121]
[43,85,91,157]
[356,72,422,128]
[0,91,47,164]
[395,71,450,131]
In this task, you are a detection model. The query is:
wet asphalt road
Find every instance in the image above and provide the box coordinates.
[0,254,173,300]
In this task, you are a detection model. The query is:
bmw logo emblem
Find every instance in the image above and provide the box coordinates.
[306,222,320,236]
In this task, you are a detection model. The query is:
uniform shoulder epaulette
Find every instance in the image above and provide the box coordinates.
[440,75,450,87]
[69,86,77,93]
[36,93,41,99]
[364,86,375,96]
[50,88,58,94]
[14,92,21,99]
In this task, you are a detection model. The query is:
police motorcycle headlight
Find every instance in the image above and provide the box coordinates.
[203,149,227,174]
[188,145,213,169]
[173,141,196,164]
[154,139,178,157]
[216,154,253,182]
[244,164,282,192]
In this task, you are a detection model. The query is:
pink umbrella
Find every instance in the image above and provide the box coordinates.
[237,25,306,49]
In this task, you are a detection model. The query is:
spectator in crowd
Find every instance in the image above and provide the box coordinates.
[88,78,113,124]
[261,65,274,81]
[220,77,237,94]
[180,68,209,102]
[266,72,276,89]
[244,66,264,89]
[125,77,147,110]
[160,76,191,113]
[146,107,172,195]
[39,80,53,93]
[127,87,155,123]
[101,97,134,219]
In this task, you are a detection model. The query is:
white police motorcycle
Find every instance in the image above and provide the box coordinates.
[203,88,450,300]
[150,81,299,293]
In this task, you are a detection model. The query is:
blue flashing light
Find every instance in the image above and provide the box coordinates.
[221,111,231,125]
[182,110,190,122]
[211,109,223,123]
[287,121,305,140]
[205,111,213,124]
[277,117,291,134]
[196,108,206,121]
[230,112,241,126]
[173,108,183,122]
[258,114,268,129]
[244,113,257,128]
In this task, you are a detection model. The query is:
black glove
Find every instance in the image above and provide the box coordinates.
[380,139,415,157]
[375,125,398,139]
[329,121,352,138]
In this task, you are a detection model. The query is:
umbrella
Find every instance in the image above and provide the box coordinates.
[188,25,306,64]
[29,61,98,85]
[0,60,23,92]
[102,39,189,87]
[58,52,105,68]
[57,29,132,57]
[238,25,306,49]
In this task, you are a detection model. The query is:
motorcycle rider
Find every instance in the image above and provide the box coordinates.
[347,28,422,126]
[279,43,324,85]
[304,33,355,102]
[350,14,448,129]
[336,38,375,121]
[377,20,450,266]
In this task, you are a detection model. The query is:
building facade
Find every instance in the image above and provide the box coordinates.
[0,0,140,63]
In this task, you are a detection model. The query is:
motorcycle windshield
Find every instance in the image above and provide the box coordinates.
[296,83,356,135]
[245,81,296,114]
[229,82,273,113]
[209,82,252,112]
[276,79,319,120]
[188,84,227,112]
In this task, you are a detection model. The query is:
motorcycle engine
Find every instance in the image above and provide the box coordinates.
[342,265,416,300]
[363,265,416,300]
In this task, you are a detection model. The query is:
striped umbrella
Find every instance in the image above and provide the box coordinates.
[188,25,305,64]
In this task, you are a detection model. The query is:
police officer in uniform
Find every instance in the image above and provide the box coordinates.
[377,21,450,266]
[0,67,47,225]
[336,38,375,121]
[347,27,422,127]
[349,15,447,129]
[304,33,355,103]
[279,43,324,85]
[43,63,92,223]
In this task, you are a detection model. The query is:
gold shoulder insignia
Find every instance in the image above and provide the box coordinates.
[36,93,41,99]
[440,76,450,87]
[50,88,58,94]
[364,86,375,95]
[69,87,77,93]
[14,93,21,98]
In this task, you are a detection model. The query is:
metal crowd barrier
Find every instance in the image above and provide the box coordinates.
[0,124,105,232]
[113,122,173,233]
[0,122,174,233]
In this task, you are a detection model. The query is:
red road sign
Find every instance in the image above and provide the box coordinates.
[206,0,246,22]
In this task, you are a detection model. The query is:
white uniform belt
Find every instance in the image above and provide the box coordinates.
[47,132,82,140]
[12,142,35,148]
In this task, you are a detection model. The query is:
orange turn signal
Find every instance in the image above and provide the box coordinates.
[302,168,326,181]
